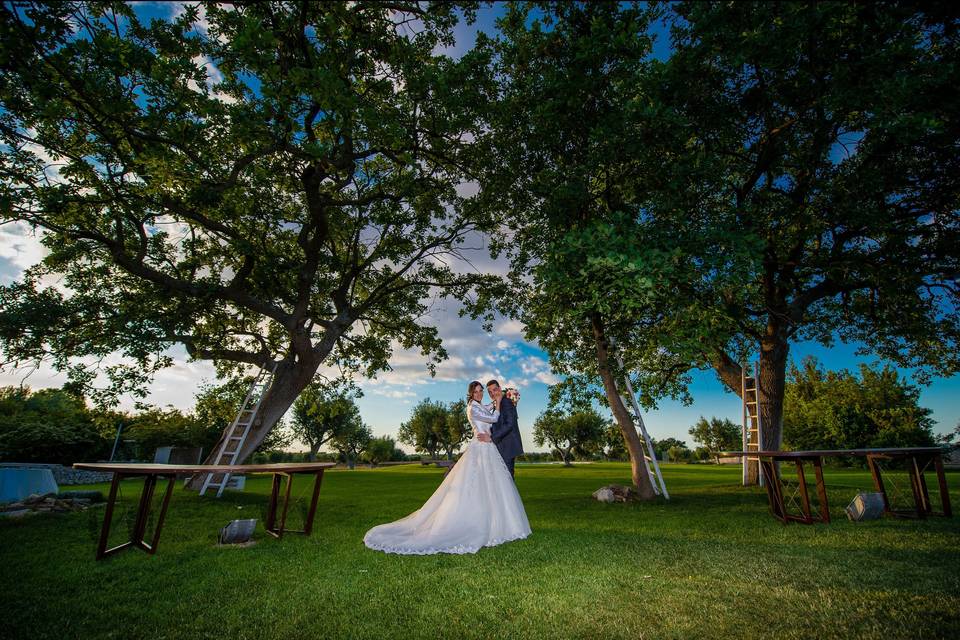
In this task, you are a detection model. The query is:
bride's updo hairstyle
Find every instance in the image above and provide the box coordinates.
[467,380,483,404]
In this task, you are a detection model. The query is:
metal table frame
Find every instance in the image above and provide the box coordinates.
[73,462,334,559]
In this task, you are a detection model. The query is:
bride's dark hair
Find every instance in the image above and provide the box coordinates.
[466,380,483,404]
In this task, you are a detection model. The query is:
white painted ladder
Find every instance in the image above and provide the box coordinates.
[610,340,669,499]
[199,364,276,497]
[741,361,765,487]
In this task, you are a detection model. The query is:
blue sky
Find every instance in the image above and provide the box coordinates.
[0,3,956,451]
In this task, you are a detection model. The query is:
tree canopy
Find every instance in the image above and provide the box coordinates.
[474,1,960,487]
[472,1,665,497]
[397,397,470,460]
[0,385,107,463]
[290,379,364,460]
[532,407,607,466]
[782,357,936,452]
[0,1,493,465]
[688,417,741,462]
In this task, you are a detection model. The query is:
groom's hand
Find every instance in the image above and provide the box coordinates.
[477,433,492,442]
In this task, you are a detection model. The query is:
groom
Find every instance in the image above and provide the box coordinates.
[477,379,523,477]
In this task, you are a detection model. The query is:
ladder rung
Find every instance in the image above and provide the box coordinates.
[229,436,244,440]
[745,400,757,405]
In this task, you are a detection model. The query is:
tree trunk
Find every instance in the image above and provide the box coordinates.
[562,447,572,466]
[715,329,789,485]
[308,443,320,462]
[186,355,319,490]
[591,313,657,500]
[757,332,790,472]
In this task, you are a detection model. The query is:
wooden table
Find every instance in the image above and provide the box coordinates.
[721,448,952,524]
[73,462,335,560]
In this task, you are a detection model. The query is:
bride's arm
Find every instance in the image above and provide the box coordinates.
[469,401,500,424]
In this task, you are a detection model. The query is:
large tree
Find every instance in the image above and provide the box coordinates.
[0,1,492,471]
[620,1,960,481]
[474,1,665,498]
[479,1,960,489]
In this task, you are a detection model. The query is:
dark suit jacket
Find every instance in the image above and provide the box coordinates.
[490,396,523,461]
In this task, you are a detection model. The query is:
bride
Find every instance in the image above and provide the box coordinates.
[363,380,531,555]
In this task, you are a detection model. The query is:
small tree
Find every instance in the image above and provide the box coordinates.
[398,398,446,460]
[937,422,960,448]
[441,400,472,460]
[290,381,363,461]
[688,417,742,463]
[330,421,372,470]
[651,438,688,463]
[667,445,691,463]
[533,408,606,466]
[363,435,397,466]
[124,407,198,460]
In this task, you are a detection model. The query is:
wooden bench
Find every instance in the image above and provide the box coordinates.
[722,448,952,524]
[73,462,334,559]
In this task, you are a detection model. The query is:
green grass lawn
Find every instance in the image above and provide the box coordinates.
[1,463,958,640]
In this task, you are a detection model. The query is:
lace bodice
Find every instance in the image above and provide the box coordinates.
[467,400,499,435]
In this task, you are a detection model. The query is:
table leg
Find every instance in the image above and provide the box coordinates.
[915,456,932,516]
[867,455,892,516]
[303,470,325,536]
[761,459,786,523]
[276,472,293,537]
[95,472,123,560]
[132,474,158,549]
[795,460,812,523]
[904,455,926,519]
[933,454,952,517]
[145,474,177,554]
[265,473,293,538]
[265,473,281,533]
[813,457,830,524]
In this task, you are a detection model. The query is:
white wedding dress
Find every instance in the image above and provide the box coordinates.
[363,400,531,555]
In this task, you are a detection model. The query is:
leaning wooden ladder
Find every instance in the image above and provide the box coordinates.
[199,364,276,497]
[741,361,765,487]
[611,342,669,499]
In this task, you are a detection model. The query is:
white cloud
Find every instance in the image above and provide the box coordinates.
[0,222,47,278]
[496,319,525,338]
[535,371,561,386]
[521,356,547,375]
[369,387,417,400]
[496,339,509,350]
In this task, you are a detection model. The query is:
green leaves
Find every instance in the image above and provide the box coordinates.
[0,2,493,406]
[290,379,365,457]
[783,356,937,452]
[397,397,470,459]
